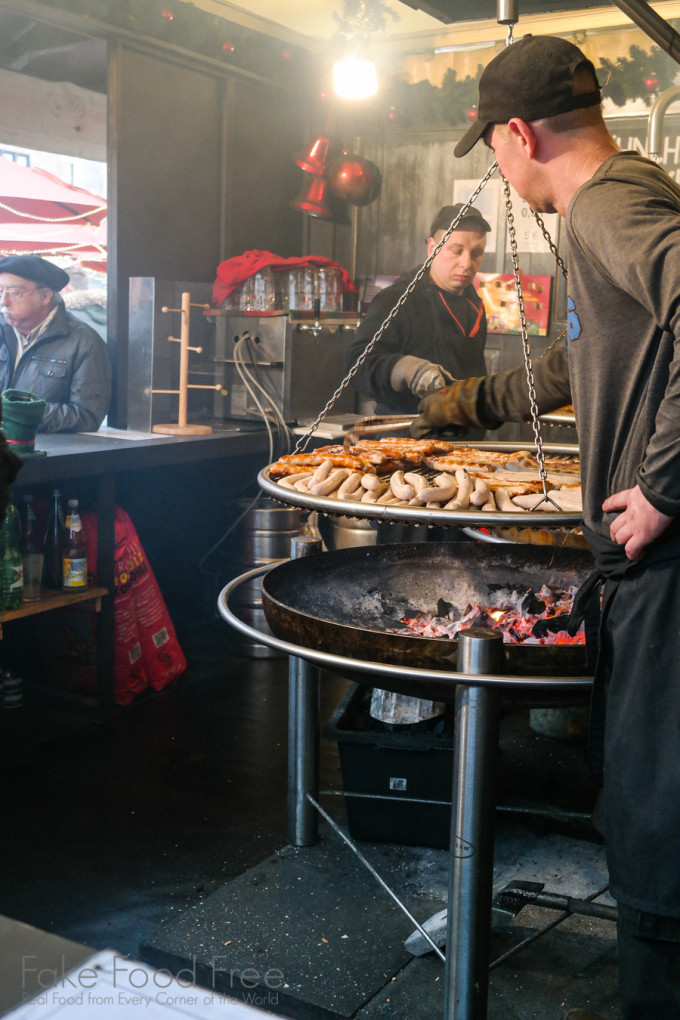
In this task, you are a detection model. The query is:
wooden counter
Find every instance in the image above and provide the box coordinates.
[5,423,271,716]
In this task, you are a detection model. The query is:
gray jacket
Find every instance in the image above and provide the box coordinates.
[0,299,111,433]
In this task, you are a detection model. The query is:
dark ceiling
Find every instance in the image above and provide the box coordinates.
[0,0,675,98]
[0,8,107,92]
[400,0,611,22]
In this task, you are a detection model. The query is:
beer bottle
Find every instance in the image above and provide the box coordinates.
[0,504,24,610]
[21,494,43,602]
[43,490,65,589]
[62,499,88,592]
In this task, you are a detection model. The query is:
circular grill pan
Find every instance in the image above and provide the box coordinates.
[259,442,582,528]
[261,542,593,698]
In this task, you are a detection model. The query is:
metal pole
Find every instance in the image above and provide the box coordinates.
[444,628,504,1020]
[287,535,322,846]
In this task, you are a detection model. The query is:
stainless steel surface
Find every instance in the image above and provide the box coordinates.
[288,534,322,846]
[214,313,356,423]
[217,565,593,692]
[127,278,215,431]
[227,497,300,659]
[539,411,576,427]
[259,440,582,528]
[446,630,504,1019]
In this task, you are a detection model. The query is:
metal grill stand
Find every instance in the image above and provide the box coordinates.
[218,569,593,1020]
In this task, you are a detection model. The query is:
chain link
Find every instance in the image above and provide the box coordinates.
[502,176,558,507]
[293,161,499,453]
[531,210,568,281]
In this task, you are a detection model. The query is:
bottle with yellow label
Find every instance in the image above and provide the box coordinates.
[62,499,88,591]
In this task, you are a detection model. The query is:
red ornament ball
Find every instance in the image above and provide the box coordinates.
[161,10,174,21]
[467,107,477,121]
[644,75,659,92]
[326,154,382,206]
[222,41,235,54]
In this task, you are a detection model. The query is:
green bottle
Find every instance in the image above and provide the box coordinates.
[0,504,24,610]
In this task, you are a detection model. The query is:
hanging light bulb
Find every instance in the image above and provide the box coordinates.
[333,57,378,100]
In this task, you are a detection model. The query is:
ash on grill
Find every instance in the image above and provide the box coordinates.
[395,584,583,645]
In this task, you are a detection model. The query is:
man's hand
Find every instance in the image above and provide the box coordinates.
[602,485,673,561]
[410,377,484,438]
[390,356,453,398]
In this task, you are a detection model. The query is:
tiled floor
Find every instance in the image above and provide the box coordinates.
[0,621,620,1018]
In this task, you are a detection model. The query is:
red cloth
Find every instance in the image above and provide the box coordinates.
[213,249,357,305]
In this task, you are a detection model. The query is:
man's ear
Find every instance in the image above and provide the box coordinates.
[507,117,537,158]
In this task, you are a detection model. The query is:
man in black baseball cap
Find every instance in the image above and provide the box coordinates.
[454,35,601,158]
[415,34,680,1020]
[0,254,110,432]
[343,201,491,423]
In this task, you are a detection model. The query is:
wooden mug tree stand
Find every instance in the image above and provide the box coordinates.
[152,291,221,435]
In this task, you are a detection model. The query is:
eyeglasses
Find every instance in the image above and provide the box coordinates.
[0,287,41,301]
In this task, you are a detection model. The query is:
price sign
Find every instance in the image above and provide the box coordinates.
[504,186,560,253]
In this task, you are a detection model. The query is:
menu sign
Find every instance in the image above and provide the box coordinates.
[607,112,680,181]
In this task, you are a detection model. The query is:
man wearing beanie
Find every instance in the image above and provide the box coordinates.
[0,254,111,432]
[414,35,680,1018]
[343,203,490,434]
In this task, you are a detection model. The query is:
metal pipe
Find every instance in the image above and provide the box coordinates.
[444,629,504,1020]
[287,535,322,846]
[647,86,680,162]
[611,0,680,65]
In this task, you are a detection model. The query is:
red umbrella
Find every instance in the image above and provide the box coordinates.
[0,156,107,226]
[0,220,107,273]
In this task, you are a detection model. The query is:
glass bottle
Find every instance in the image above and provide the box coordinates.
[0,503,23,610]
[62,499,88,592]
[21,494,43,602]
[43,489,65,589]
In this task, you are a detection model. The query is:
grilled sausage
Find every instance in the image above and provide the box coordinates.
[337,471,363,498]
[310,458,334,486]
[390,470,416,501]
[495,487,525,512]
[310,468,349,496]
[469,478,491,507]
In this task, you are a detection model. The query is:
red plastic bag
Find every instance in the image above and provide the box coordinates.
[84,506,186,702]
[83,509,148,706]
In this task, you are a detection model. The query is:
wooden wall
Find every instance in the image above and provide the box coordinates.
[107,42,308,426]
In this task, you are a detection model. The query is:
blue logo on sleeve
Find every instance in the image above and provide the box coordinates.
[567,297,581,350]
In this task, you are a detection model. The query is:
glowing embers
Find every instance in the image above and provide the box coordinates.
[397,583,583,646]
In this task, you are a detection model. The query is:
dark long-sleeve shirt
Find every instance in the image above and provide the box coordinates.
[344,269,488,416]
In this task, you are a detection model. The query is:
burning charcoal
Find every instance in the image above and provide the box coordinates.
[531,613,571,638]
[436,598,460,622]
[517,591,546,617]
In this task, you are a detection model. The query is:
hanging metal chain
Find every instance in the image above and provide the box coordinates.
[293,160,499,453]
[532,210,568,281]
[502,176,558,507]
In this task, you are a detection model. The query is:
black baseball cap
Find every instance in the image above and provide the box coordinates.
[0,255,69,291]
[429,203,491,237]
[454,35,601,158]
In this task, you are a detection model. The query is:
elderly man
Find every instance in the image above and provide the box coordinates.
[0,255,111,432]
[343,203,491,434]
[414,34,680,1020]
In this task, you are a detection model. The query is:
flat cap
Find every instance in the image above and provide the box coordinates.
[0,255,69,291]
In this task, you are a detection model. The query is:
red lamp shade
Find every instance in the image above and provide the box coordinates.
[290,176,334,219]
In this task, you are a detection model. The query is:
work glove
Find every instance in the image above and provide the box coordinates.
[390,355,454,399]
[410,377,485,438]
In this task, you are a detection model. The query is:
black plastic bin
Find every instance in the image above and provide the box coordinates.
[323,683,454,850]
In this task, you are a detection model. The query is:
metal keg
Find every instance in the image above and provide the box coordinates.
[227,497,302,658]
